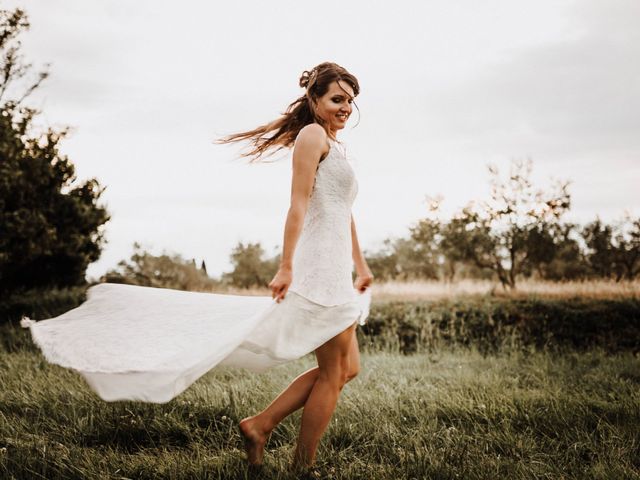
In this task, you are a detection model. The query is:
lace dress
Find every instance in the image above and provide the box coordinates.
[22,136,372,403]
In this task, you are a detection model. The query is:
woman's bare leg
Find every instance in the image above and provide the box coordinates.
[239,366,319,465]
[291,323,357,469]
[240,323,361,466]
[345,326,361,381]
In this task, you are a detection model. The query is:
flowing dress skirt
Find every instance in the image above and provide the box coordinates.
[22,283,372,403]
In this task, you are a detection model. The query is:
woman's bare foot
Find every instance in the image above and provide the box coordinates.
[289,460,320,479]
[238,415,271,466]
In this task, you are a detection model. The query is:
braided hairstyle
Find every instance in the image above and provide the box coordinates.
[216,62,360,163]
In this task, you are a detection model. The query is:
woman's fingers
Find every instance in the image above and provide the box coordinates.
[354,275,373,292]
[271,283,288,302]
[277,286,287,302]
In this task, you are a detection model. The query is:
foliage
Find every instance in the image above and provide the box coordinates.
[531,222,589,280]
[583,217,640,281]
[362,239,401,281]
[220,241,279,289]
[0,7,109,294]
[101,242,217,291]
[359,296,640,355]
[0,285,86,331]
[365,160,638,287]
[405,217,440,279]
[441,160,571,289]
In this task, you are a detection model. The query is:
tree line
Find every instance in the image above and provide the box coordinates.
[366,160,639,289]
[100,241,280,293]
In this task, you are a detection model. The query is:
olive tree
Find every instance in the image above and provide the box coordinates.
[441,159,570,289]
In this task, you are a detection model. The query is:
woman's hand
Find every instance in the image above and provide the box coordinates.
[269,266,292,303]
[354,268,374,293]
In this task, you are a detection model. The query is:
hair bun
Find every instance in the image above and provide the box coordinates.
[299,70,311,88]
[299,68,317,89]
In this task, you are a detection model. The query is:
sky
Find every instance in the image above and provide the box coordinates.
[7,0,640,279]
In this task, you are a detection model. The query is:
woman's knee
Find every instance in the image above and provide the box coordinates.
[345,363,360,382]
[318,362,350,389]
[346,331,360,382]
[315,325,357,388]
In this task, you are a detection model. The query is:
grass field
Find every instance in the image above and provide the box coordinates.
[1,344,639,479]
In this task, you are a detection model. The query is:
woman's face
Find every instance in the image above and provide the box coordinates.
[313,80,354,135]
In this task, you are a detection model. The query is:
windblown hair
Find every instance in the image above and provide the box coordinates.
[216,62,360,163]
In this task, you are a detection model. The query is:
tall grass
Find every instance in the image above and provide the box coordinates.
[371,279,640,302]
[199,279,640,301]
[1,345,638,479]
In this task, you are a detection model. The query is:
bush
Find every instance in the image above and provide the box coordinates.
[0,285,87,352]
[358,297,640,355]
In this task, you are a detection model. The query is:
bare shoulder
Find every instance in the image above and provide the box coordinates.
[295,124,329,156]
[299,122,327,139]
[290,125,329,203]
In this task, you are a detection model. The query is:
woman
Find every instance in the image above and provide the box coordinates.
[22,61,373,471]
[219,62,374,469]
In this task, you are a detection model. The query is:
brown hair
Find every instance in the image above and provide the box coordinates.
[215,62,360,163]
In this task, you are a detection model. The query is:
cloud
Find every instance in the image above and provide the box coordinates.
[424,0,640,158]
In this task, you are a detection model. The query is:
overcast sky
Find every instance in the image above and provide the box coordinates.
[8,0,640,279]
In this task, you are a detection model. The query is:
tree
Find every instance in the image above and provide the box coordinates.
[583,216,640,281]
[363,240,400,281]
[0,7,109,294]
[612,217,640,280]
[438,212,485,282]
[406,217,441,280]
[582,219,615,278]
[102,242,218,291]
[533,223,589,281]
[221,241,278,289]
[443,159,570,289]
[362,233,440,282]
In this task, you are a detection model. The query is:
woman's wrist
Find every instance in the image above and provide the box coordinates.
[279,262,293,271]
[355,263,372,277]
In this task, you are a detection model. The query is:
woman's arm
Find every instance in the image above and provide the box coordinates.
[270,124,328,301]
[351,213,374,292]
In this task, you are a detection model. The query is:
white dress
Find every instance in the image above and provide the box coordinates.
[22,136,372,403]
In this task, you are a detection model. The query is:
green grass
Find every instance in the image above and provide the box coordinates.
[1,345,639,479]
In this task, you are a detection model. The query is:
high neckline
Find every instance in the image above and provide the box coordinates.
[328,138,347,158]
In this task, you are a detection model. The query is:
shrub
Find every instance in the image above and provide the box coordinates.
[358,297,640,355]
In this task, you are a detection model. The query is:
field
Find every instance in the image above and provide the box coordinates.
[361,279,640,302]
[1,344,639,479]
[1,280,639,479]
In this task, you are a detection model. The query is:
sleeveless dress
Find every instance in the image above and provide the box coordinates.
[21,136,372,403]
